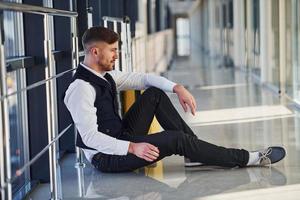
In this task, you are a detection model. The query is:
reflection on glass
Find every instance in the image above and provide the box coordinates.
[7,71,25,193]
[73,167,286,199]
[3,0,27,196]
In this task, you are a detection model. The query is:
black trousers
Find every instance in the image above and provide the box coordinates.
[92,87,249,172]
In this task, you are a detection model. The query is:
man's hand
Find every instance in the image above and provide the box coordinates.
[128,142,160,162]
[173,84,197,115]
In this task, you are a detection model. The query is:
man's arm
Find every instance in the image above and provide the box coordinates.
[64,80,130,155]
[110,71,197,115]
[109,71,176,92]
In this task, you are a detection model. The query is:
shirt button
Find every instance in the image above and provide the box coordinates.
[105,129,110,133]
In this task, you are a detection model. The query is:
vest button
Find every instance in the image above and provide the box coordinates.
[105,129,110,133]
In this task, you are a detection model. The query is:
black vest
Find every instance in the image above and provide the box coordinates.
[70,65,122,150]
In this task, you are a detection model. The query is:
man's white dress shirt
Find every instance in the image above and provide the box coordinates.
[64,63,177,162]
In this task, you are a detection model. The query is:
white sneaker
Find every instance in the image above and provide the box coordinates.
[253,146,286,166]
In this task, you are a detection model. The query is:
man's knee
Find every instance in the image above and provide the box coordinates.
[139,87,165,104]
[144,87,164,95]
[144,87,169,100]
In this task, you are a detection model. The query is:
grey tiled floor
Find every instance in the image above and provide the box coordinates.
[26,58,300,200]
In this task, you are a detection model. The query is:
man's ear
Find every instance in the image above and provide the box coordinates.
[90,47,98,56]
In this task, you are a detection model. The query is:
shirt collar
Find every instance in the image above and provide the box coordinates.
[80,62,107,80]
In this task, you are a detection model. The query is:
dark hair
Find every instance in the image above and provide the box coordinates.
[82,26,119,51]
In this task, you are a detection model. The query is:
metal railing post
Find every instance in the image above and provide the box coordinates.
[113,21,120,71]
[0,11,6,200]
[76,162,85,197]
[121,22,128,72]
[71,16,79,68]
[125,17,132,72]
[0,11,12,200]
[43,14,60,200]
[71,13,85,168]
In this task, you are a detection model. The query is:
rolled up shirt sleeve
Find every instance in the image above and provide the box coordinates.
[109,70,177,92]
[144,74,176,92]
[64,79,130,155]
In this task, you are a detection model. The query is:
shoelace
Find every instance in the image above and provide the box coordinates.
[259,148,272,166]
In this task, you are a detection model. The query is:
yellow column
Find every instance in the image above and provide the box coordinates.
[123,90,164,180]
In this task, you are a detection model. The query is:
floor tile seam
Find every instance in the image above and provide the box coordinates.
[188,114,295,127]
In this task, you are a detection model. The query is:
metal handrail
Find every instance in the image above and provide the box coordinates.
[102,16,130,23]
[0,124,73,190]
[0,2,79,200]
[0,1,77,17]
[0,67,77,102]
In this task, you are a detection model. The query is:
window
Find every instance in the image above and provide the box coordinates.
[3,0,30,195]
[176,17,190,56]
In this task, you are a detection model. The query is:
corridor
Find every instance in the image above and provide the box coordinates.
[27,57,300,200]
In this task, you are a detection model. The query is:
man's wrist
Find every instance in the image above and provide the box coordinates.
[173,84,183,93]
[128,142,135,154]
